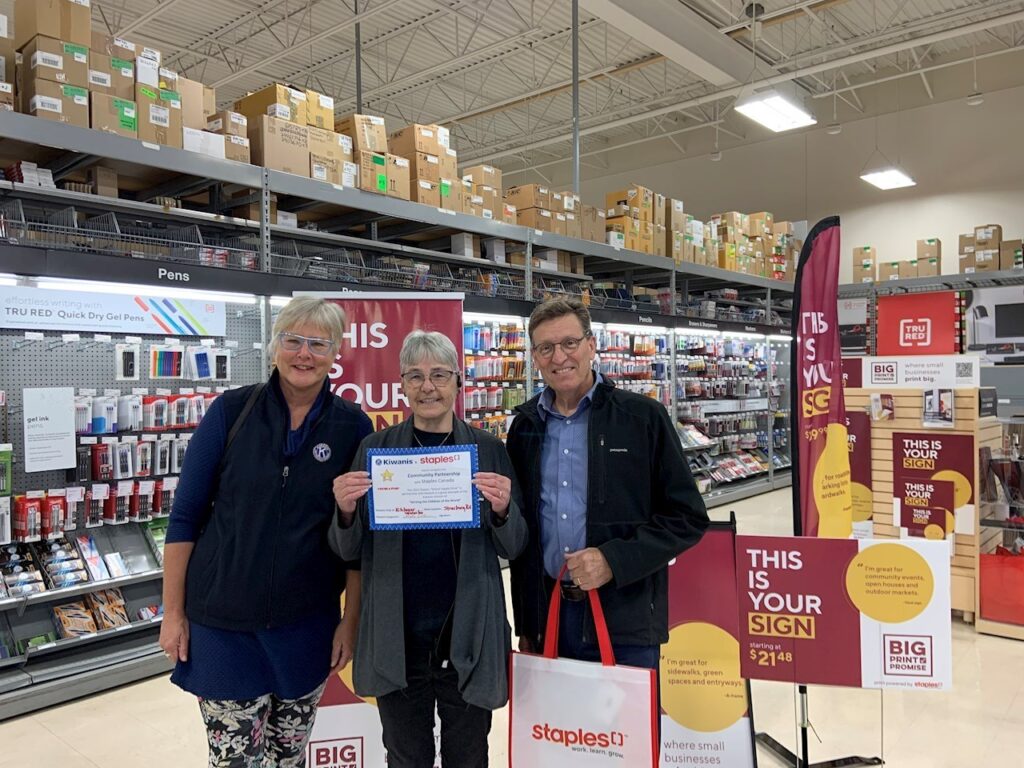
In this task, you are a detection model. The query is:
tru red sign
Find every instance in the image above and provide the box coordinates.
[876,292,959,356]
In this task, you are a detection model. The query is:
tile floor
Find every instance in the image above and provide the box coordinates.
[1,488,1020,767]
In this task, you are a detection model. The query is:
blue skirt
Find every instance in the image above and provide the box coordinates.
[171,610,338,701]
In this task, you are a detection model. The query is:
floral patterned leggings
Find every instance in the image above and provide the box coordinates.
[197,681,327,767]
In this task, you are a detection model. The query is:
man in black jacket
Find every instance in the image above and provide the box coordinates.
[507,298,709,680]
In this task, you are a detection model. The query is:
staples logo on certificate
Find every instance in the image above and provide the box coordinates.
[367,445,480,531]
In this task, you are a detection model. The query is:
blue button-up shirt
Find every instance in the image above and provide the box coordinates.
[537,372,602,580]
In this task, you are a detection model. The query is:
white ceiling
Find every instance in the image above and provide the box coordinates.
[91,0,1024,183]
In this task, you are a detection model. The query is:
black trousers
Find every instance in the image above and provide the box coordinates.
[376,640,492,768]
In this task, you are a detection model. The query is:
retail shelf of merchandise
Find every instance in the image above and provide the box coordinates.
[0,570,164,614]
[24,617,164,661]
[839,269,1024,299]
[0,110,793,299]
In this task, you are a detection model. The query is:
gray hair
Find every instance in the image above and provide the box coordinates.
[399,330,459,372]
[270,296,346,357]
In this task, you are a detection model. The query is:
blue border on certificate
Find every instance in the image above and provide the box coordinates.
[366,444,480,531]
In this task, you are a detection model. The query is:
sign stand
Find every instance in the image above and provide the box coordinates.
[753,218,882,768]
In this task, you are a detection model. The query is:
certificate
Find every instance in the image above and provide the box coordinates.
[367,444,480,530]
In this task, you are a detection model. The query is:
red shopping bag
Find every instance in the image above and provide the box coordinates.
[508,567,658,767]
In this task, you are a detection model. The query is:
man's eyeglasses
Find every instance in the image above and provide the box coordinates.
[533,332,592,359]
[277,332,336,357]
[401,370,457,387]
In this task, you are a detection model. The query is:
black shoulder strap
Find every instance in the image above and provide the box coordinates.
[222,383,265,465]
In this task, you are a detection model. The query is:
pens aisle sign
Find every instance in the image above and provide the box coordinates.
[0,286,226,336]
[790,216,853,538]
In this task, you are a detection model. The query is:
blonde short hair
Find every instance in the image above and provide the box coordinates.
[399,330,459,372]
[270,296,346,357]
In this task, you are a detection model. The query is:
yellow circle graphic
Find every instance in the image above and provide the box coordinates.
[851,482,873,522]
[659,622,747,733]
[813,422,853,538]
[946,510,956,533]
[923,523,945,540]
[845,543,934,623]
[930,470,971,509]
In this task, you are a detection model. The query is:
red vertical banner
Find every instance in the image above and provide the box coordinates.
[791,217,853,538]
[302,291,465,430]
[661,523,756,767]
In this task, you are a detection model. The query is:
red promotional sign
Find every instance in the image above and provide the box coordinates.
[896,478,954,539]
[847,411,873,536]
[661,525,755,767]
[307,291,465,430]
[791,217,852,537]
[876,292,959,356]
[736,535,953,690]
[891,432,975,537]
[841,357,863,388]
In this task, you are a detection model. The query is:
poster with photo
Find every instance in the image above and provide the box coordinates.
[894,477,954,542]
[922,388,954,429]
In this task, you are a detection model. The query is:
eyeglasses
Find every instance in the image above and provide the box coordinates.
[401,370,457,387]
[533,332,592,359]
[277,332,336,357]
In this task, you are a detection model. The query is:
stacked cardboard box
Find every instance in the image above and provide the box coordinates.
[462,164,501,220]
[973,224,1001,273]
[852,246,876,283]
[915,239,941,277]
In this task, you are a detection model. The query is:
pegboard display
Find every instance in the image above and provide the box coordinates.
[0,301,265,495]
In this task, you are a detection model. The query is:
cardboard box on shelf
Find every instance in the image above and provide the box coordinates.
[715,211,748,233]
[639,220,654,254]
[0,37,13,84]
[473,184,499,212]
[87,51,113,95]
[451,233,479,259]
[305,89,334,130]
[959,252,976,273]
[0,81,13,111]
[774,221,794,237]
[91,33,137,61]
[607,202,631,219]
[748,212,774,238]
[852,245,876,262]
[407,152,440,184]
[653,193,666,227]
[564,211,582,239]
[917,257,940,277]
[439,147,457,180]
[337,113,389,153]
[224,134,251,164]
[718,243,737,271]
[667,199,685,232]
[182,127,225,159]
[232,191,277,223]
[437,177,457,210]
[974,224,1002,249]
[1000,240,1023,270]
[411,179,439,208]
[457,178,473,213]
[235,83,307,126]
[23,78,88,127]
[557,251,574,274]
[248,115,309,176]
[856,258,875,283]
[552,212,567,237]
[898,259,918,279]
[389,123,439,157]
[134,85,182,148]
[277,210,298,229]
[135,53,159,88]
[387,155,411,200]
[607,231,625,249]
[606,185,653,221]
[916,238,941,262]
[310,153,342,185]
[91,94,136,138]
[653,224,668,258]
[90,166,117,197]
[16,0,92,50]
[22,35,89,87]
[307,126,352,164]
[501,203,516,225]
[518,207,553,232]
[877,261,900,281]
[108,56,134,101]
[958,234,975,254]
[556,192,578,212]
[207,111,248,138]
[176,76,213,131]
[581,205,600,242]
[462,164,501,190]
[975,248,999,272]
[357,150,387,194]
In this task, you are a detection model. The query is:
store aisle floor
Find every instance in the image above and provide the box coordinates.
[0,489,1017,767]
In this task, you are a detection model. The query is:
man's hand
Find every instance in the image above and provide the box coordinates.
[333,471,372,521]
[565,548,613,591]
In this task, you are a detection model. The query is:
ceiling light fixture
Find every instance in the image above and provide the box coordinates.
[735,83,817,132]
[860,114,915,190]
[967,45,984,106]
[826,81,842,135]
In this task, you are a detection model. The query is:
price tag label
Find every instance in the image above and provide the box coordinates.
[62,333,81,343]
[125,336,143,344]
[91,484,110,500]
[225,340,239,349]
[66,487,86,502]
[201,339,216,347]
[24,331,44,340]
[94,334,112,342]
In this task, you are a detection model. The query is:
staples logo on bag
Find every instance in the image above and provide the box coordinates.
[531,722,627,753]
[899,318,931,347]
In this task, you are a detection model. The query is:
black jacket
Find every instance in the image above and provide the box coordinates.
[185,372,373,631]
[507,378,709,647]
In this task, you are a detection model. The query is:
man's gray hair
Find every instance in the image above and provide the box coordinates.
[399,330,460,372]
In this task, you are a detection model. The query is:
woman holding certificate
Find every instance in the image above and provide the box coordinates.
[330,330,527,768]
